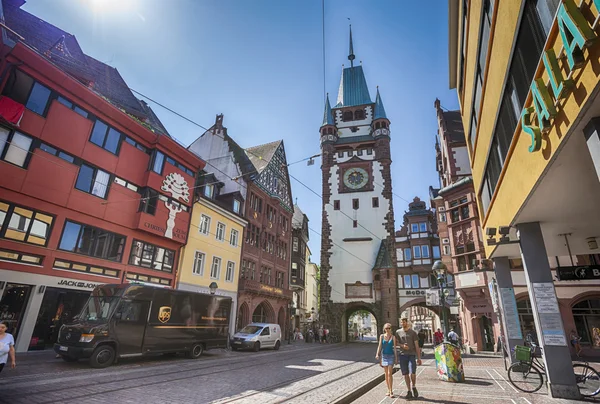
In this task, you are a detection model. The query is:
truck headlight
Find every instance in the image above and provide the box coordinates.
[79,334,94,343]
[247,336,258,342]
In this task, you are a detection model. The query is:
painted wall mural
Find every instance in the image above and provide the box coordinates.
[161,173,190,239]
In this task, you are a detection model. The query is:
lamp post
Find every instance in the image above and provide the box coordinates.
[209,282,218,295]
[432,260,450,340]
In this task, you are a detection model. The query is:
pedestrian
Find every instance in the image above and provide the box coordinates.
[318,327,324,344]
[323,328,329,343]
[448,328,459,345]
[417,329,426,351]
[376,323,398,397]
[0,321,16,374]
[396,318,422,399]
[434,328,443,345]
[570,329,583,357]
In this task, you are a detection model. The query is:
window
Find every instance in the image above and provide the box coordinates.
[226,261,235,282]
[114,177,139,193]
[343,111,353,121]
[334,200,340,210]
[56,97,88,118]
[372,197,379,208]
[460,205,470,220]
[75,164,110,198]
[443,245,450,255]
[458,0,469,93]
[90,120,121,155]
[433,245,441,259]
[366,148,373,155]
[0,202,54,246]
[404,248,412,261]
[354,109,365,120]
[53,259,118,277]
[151,150,165,174]
[353,220,357,228]
[411,223,419,233]
[293,237,299,252]
[139,188,159,215]
[124,136,148,153]
[59,220,126,262]
[457,256,468,272]
[204,184,214,198]
[39,143,75,163]
[26,82,52,115]
[466,242,476,252]
[413,245,421,259]
[412,274,419,289]
[352,199,359,210]
[0,128,33,168]
[230,229,239,246]
[403,275,412,288]
[216,222,226,241]
[115,301,144,323]
[233,199,241,214]
[451,209,460,223]
[128,240,175,272]
[509,258,523,269]
[210,257,221,279]
[439,212,446,222]
[193,251,205,275]
[421,245,430,258]
[419,222,427,232]
[199,215,211,235]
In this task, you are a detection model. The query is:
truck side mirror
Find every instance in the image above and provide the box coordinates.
[114,312,122,320]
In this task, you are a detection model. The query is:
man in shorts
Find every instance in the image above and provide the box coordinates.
[396,318,422,399]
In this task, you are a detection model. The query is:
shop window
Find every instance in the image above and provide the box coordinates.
[59,220,125,262]
[0,283,33,339]
[75,164,110,199]
[0,202,54,246]
[129,240,175,272]
[0,128,33,168]
[573,299,600,346]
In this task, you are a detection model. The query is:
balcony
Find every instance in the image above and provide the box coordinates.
[238,278,293,299]
[290,275,305,290]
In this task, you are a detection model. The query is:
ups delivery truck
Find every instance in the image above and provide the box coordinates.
[54,284,231,368]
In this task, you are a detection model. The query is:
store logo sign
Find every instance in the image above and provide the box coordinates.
[57,280,99,289]
[521,0,600,152]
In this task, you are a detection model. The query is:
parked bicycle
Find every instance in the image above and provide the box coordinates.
[507,335,600,397]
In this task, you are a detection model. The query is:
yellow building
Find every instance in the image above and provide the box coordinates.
[449,0,600,398]
[177,180,247,334]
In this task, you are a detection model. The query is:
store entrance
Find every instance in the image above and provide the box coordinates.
[0,283,33,340]
[29,287,91,350]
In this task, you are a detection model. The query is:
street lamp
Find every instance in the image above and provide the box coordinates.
[209,282,218,295]
[432,260,450,341]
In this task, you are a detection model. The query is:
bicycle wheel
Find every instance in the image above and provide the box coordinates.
[507,362,544,393]
[573,364,600,397]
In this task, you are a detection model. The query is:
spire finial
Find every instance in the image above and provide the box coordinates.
[348,23,355,68]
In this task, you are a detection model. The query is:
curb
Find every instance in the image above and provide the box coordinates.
[331,367,397,404]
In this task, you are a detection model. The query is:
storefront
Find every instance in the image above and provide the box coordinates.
[0,269,102,352]
[572,299,600,348]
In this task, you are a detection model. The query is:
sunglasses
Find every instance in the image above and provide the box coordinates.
[385,327,391,330]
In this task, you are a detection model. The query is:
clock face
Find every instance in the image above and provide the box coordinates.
[343,167,369,190]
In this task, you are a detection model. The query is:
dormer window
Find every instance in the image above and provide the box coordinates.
[204,184,214,199]
[233,199,241,214]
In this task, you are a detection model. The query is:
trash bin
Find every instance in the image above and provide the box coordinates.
[434,342,465,382]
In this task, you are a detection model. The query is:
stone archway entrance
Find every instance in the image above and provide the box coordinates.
[252,301,275,323]
[237,302,250,331]
[341,303,381,343]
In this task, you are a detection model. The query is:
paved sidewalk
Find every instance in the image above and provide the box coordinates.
[353,354,583,404]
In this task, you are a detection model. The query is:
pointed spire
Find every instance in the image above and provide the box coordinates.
[321,93,334,127]
[348,24,355,68]
[374,87,388,120]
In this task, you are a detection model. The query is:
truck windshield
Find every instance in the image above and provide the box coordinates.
[239,325,262,334]
[78,296,119,322]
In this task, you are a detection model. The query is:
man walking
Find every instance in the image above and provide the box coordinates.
[448,328,459,345]
[396,318,422,399]
[434,328,443,345]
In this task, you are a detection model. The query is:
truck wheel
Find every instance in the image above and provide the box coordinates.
[89,345,115,368]
[274,341,281,351]
[231,346,238,351]
[188,343,204,359]
[253,342,260,352]
[61,355,78,362]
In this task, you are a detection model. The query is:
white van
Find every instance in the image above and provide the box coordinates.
[231,323,282,352]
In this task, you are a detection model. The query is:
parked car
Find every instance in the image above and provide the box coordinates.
[54,284,231,368]
[231,323,282,352]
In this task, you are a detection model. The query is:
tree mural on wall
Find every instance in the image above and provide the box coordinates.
[161,173,190,239]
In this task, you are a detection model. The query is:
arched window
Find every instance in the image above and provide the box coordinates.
[375,122,381,129]
[354,109,365,120]
[328,128,333,134]
[343,111,353,121]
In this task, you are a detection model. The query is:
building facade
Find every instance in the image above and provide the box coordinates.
[177,175,247,335]
[319,28,398,338]
[188,115,294,334]
[448,0,600,398]
[291,204,309,329]
[305,262,319,325]
[0,0,204,352]
[430,99,499,352]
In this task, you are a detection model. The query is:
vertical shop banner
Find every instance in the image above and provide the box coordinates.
[500,288,523,340]
[532,283,567,346]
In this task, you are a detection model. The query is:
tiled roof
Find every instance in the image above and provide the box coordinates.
[373,241,394,269]
[442,110,465,143]
[335,65,372,107]
[292,204,305,229]
[246,140,282,175]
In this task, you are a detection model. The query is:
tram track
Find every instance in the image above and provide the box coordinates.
[0,344,352,404]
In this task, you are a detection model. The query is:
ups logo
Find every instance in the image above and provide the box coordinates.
[158,306,172,323]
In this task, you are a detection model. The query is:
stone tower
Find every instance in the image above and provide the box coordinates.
[319,26,398,337]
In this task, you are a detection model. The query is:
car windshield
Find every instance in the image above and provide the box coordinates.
[239,325,262,334]
[78,296,120,322]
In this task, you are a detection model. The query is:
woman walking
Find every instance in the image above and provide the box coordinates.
[376,323,398,397]
[0,321,16,374]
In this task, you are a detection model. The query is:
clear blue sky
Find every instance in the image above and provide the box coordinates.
[23,0,460,263]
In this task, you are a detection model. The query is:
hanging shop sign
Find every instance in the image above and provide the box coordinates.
[556,265,600,281]
[521,0,600,152]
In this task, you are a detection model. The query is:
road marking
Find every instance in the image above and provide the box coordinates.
[493,368,519,393]
[511,399,517,403]
[486,369,506,391]
[521,398,532,404]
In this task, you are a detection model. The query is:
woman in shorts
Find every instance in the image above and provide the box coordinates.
[376,323,398,397]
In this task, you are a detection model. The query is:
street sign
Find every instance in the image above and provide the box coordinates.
[426,289,440,306]
[556,265,600,281]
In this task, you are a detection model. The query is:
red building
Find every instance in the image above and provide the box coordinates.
[0,0,204,352]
